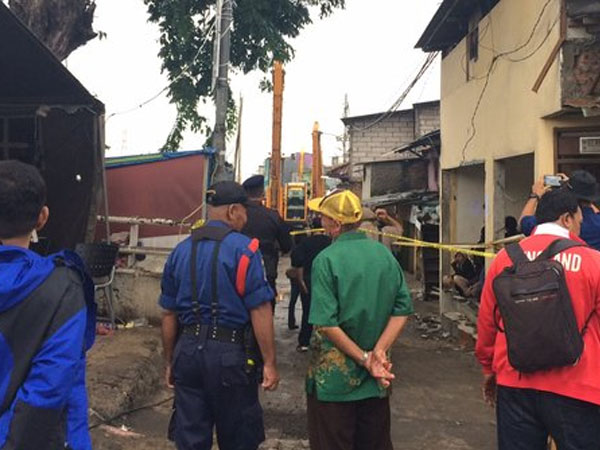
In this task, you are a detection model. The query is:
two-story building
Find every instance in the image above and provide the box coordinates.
[417,0,600,312]
[342,101,440,187]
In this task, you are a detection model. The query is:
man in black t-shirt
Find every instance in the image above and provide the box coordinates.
[242,175,292,310]
[443,252,478,298]
[291,223,331,351]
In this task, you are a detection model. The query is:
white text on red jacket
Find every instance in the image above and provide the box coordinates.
[525,251,582,272]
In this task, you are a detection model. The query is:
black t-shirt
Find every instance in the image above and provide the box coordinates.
[242,201,292,277]
[291,234,332,288]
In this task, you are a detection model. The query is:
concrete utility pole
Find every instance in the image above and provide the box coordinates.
[212,0,232,181]
[233,96,243,183]
[269,61,284,211]
[342,94,350,163]
[312,121,325,199]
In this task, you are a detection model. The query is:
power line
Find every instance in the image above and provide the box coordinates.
[349,52,440,133]
[106,21,217,121]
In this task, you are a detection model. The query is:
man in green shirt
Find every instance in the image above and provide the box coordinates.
[306,190,414,450]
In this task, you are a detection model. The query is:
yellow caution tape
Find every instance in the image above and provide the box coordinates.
[191,219,205,230]
[189,222,497,258]
[289,227,497,258]
[290,228,325,236]
[360,228,497,259]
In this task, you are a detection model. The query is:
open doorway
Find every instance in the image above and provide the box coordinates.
[500,153,534,237]
[455,164,485,244]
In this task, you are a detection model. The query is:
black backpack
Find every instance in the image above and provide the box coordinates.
[492,239,594,373]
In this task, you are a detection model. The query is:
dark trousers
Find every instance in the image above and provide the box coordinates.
[288,279,300,328]
[267,276,277,311]
[307,395,393,450]
[497,386,600,450]
[172,335,265,450]
[298,291,313,347]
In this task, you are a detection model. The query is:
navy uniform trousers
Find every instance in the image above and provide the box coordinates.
[173,333,264,450]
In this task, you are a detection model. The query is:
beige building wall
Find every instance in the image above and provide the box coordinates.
[441,0,563,171]
[434,0,600,313]
[440,0,600,244]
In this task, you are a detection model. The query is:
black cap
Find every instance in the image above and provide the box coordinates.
[242,175,265,191]
[206,181,248,206]
[569,170,600,203]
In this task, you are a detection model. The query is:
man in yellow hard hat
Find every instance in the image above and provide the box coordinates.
[305,190,414,450]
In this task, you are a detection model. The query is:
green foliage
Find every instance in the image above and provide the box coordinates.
[144,0,345,151]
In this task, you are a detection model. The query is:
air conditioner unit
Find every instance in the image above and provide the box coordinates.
[580,137,600,155]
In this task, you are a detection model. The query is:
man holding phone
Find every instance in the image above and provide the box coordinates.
[519,170,600,250]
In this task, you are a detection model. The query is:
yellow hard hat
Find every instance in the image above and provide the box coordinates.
[308,190,363,224]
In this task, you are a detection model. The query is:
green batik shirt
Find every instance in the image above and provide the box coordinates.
[306,231,413,402]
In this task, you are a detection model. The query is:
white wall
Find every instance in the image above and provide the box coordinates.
[503,154,534,222]
[455,164,485,243]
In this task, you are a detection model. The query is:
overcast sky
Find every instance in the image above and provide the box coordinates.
[65,0,441,180]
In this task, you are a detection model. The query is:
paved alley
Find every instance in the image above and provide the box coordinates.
[91,260,496,449]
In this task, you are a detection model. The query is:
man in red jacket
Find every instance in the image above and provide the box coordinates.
[476,188,600,450]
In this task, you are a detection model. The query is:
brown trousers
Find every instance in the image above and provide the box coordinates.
[307,395,393,450]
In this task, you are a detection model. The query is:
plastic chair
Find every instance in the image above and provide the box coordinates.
[75,243,120,329]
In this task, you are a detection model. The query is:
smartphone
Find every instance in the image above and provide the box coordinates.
[544,175,562,188]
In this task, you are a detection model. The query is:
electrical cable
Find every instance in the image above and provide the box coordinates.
[503,15,559,63]
[496,0,554,59]
[88,395,175,430]
[459,0,556,164]
[349,52,440,133]
[106,21,217,121]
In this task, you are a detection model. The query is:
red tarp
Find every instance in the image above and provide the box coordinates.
[101,153,209,239]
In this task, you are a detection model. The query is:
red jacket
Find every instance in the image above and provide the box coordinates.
[476,223,600,405]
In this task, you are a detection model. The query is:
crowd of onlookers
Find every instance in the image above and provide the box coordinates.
[443,170,600,303]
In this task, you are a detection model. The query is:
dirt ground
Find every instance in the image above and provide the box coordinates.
[90,258,496,449]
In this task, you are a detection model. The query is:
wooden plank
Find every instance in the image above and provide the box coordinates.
[532,0,566,93]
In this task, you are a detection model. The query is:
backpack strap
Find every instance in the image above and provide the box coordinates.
[536,238,592,335]
[505,243,529,266]
[0,268,72,415]
[535,239,587,262]
[582,310,596,335]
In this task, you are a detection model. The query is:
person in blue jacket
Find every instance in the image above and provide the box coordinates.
[0,160,96,450]
[520,170,600,250]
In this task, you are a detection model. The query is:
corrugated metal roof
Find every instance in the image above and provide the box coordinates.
[106,149,215,169]
[416,0,500,53]
[394,130,441,155]
[362,190,439,207]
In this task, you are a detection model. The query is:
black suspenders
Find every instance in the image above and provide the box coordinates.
[189,226,232,330]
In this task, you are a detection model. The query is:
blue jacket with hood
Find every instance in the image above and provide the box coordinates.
[0,246,96,450]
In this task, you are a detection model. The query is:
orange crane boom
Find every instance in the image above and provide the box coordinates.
[269,61,284,213]
[312,121,325,199]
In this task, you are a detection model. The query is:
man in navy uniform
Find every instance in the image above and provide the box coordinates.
[160,181,280,450]
[242,175,292,309]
